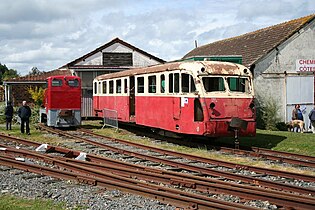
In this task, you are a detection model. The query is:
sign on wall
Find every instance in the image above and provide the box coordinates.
[296,59,315,72]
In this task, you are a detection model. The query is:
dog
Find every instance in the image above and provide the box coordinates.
[287,120,305,133]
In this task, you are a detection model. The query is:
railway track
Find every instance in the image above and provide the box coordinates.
[217,146,315,168]
[1,132,315,209]
[119,123,315,168]
[36,126,315,190]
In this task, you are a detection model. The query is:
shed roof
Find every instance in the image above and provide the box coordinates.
[4,69,72,84]
[61,37,165,69]
[183,14,315,67]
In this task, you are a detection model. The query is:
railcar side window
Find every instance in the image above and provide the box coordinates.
[109,80,114,94]
[227,77,250,93]
[181,73,196,93]
[148,76,156,93]
[124,79,127,93]
[202,77,225,92]
[137,77,144,93]
[102,81,107,94]
[116,79,122,93]
[94,82,97,94]
[169,74,173,93]
[160,74,165,93]
[68,79,79,87]
[174,73,179,93]
[52,79,62,87]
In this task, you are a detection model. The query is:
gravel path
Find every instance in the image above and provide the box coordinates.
[0,166,175,210]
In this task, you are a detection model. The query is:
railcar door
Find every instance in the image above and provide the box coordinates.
[129,76,135,117]
[171,73,181,120]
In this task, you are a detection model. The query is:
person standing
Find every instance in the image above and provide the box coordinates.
[309,105,315,133]
[291,104,304,132]
[5,101,14,130]
[18,101,32,135]
[292,104,304,121]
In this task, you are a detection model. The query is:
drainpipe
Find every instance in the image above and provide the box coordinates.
[284,71,287,122]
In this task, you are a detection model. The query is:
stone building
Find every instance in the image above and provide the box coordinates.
[184,14,315,128]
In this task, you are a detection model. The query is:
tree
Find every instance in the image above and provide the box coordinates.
[0,63,20,84]
[29,67,43,76]
[28,86,45,106]
[2,69,20,80]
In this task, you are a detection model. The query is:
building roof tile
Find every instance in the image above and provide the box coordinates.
[4,69,72,83]
[183,14,315,67]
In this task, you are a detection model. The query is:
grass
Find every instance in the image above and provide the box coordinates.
[0,195,66,210]
[1,120,315,207]
[219,129,315,156]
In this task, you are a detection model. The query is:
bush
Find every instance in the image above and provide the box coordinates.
[260,98,281,131]
[276,122,288,131]
[0,102,6,124]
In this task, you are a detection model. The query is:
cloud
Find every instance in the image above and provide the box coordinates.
[0,0,314,76]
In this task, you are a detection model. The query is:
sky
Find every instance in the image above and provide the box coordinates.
[0,0,314,76]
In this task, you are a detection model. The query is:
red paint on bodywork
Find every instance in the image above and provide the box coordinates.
[94,94,255,137]
[45,76,81,111]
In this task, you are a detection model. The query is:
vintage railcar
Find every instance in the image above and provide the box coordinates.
[40,75,81,127]
[93,61,256,137]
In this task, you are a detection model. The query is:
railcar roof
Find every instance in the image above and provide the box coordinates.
[94,61,248,81]
[46,75,81,80]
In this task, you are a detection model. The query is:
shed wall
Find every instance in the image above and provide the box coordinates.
[254,20,315,127]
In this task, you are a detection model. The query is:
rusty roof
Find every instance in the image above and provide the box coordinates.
[183,14,315,67]
[95,61,247,81]
[4,69,72,83]
[60,37,165,69]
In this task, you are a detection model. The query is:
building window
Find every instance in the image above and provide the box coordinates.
[148,75,156,93]
[137,77,144,93]
[103,52,133,67]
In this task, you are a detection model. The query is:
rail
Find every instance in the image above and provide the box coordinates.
[1,135,315,209]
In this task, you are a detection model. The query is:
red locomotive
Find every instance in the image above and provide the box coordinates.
[93,61,256,137]
[40,75,81,127]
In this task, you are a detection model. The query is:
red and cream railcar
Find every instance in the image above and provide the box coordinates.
[93,61,256,137]
[40,75,82,127]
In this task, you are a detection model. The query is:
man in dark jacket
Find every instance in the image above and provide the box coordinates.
[18,101,32,135]
[5,101,14,130]
[309,105,315,133]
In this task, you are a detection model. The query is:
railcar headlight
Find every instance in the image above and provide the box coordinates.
[201,67,205,72]
[244,69,248,74]
[210,102,215,109]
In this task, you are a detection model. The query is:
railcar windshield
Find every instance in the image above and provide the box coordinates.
[227,77,251,93]
[52,79,62,87]
[68,79,80,87]
[202,77,225,92]
[201,76,251,93]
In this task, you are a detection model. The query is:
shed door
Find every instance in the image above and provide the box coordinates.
[82,89,93,117]
[286,75,314,129]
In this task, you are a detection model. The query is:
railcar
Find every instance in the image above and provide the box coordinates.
[93,61,256,137]
[40,75,81,127]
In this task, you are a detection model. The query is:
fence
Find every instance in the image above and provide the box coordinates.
[102,108,118,130]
